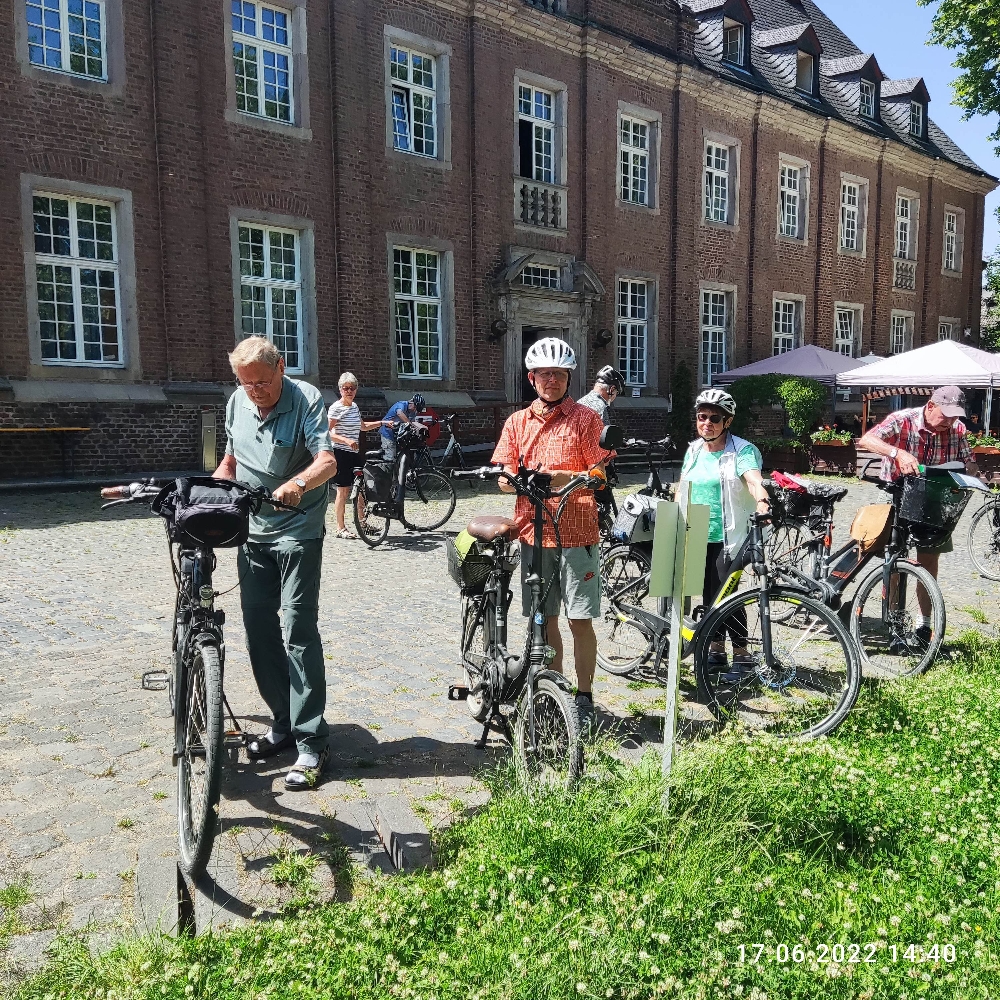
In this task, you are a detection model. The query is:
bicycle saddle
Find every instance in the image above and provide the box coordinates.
[466,515,517,541]
[365,449,383,459]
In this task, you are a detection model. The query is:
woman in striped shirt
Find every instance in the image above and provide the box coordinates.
[328,372,388,539]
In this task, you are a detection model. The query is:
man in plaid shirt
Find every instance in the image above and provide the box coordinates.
[492,337,610,725]
[857,386,979,639]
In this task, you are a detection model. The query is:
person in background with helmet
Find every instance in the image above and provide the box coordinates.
[491,337,611,727]
[680,389,770,683]
[578,365,626,529]
[379,393,426,462]
[578,365,626,426]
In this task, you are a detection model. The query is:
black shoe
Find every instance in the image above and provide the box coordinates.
[720,655,757,686]
[575,694,597,735]
[284,749,329,790]
[246,731,295,761]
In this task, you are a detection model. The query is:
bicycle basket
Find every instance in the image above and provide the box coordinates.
[898,473,971,546]
[447,529,493,595]
[167,478,254,548]
[611,493,657,544]
[362,460,394,502]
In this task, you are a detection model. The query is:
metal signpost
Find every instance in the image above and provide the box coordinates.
[648,481,709,807]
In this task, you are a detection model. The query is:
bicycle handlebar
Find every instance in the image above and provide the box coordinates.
[99,477,307,514]
[452,464,605,498]
[620,435,674,452]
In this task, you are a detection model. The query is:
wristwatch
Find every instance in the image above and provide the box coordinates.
[889,447,898,460]
[293,478,307,490]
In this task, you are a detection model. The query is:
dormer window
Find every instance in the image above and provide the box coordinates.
[796,50,815,94]
[910,100,925,138]
[860,80,876,119]
[722,20,745,66]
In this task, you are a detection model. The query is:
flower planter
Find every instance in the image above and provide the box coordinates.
[762,446,809,473]
[809,440,858,476]
[973,446,1000,483]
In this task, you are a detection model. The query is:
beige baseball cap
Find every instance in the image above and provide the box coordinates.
[929,385,967,418]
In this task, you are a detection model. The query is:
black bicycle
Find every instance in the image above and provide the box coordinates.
[766,461,987,678]
[100,477,303,877]
[446,425,621,783]
[426,413,484,493]
[352,421,457,546]
[966,486,1000,580]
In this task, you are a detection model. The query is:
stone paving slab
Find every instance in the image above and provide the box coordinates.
[2,479,999,978]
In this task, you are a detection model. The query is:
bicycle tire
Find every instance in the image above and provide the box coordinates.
[850,559,945,679]
[694,587,861,739]
[354,483,390,547]
[596,544,655,675]
[176,640,224,877]
[513,676,583,786]
[401,469,457,531]
[967,500,1000,581]
[461,596,493,722]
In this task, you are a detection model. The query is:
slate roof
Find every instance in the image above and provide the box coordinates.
[683,0,992,178]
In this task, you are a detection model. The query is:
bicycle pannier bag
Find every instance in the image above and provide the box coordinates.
[363,461,393,502]
[447,529,493,594]
[848,503,893,556]
[170,478,253,548]
[611,493,658,544]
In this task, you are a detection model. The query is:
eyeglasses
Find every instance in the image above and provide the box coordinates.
[341,385,358,392]
[696,412,724,425]
[532,371,569,383]
[236,371,277,392]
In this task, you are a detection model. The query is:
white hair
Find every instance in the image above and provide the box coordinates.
[229,336,281,373]
[338,371,359,388]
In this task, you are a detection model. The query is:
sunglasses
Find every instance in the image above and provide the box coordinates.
[341,385,358,392]
[696,412,725,425]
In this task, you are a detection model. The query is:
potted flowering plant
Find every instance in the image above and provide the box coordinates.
[809,425,857,475]
[758,436,809,473]
[969,432,1000,482]
[968,431,1000,455]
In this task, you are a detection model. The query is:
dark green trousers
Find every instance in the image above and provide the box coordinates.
[238,537,329,755]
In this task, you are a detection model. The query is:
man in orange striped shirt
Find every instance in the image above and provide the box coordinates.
[492,338,609,721]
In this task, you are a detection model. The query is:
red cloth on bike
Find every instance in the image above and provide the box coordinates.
[491,396,608,547]
[868,405,971,481]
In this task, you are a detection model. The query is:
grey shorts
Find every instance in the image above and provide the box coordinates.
[520,542,602,620]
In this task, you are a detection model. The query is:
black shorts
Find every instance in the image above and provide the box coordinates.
[332,449,360,487]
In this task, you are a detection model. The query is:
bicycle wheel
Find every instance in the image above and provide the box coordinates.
[596,544,655,675]
[176,641,224,877]
[694,588,860,739]
[850,560,945,679]
[402,469,457,531]
[513,676,583,786]
[968,500,1000,581]
[461,596,493,722]
[354,483,390,547]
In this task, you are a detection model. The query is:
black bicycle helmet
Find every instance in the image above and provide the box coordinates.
[410,393,426,412]
[596,365,626,393]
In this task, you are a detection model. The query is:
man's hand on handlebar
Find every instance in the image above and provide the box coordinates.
[895,450,921,476]
[272,480,304,507]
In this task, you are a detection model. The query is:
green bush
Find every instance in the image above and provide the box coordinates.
[16,633,1000,1000]
[729,375,827,441]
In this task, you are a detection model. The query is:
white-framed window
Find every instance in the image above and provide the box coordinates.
[778,163,809,240]
[619,116,649,206]
[27,0,106,79]
[796,50,814,94]
[33,193,122,365]
[834,306,859,357]
[390,45,436,157]
[617,279,648,386]
[393,247,442,379]
[722,20,744,66]
[232,1,293,123]
[700,289,729,386]
[519,264,560,289]
[840,181,859,252]
[938,320,954,342]
[773,299,798,355]
[518,84,555,183]
[859,80,876,119]
[704,142,730,224]
[896,195,914,259]
[910,101,924,138]
[238,223,302,371]
[890,312,913,354]
[943,211,957,272]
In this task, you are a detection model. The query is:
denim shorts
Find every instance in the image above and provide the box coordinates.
[520,542,602,620]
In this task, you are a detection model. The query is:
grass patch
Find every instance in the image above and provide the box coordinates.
[269,846,318,891]
[962,606,990,625]
[14,631,1000,999]
[0,877,33,952]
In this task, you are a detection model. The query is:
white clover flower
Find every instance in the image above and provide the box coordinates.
[577,984,588,994]
[569,939,580,952]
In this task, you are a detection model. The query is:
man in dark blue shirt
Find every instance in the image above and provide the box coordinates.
[380,393,426,460]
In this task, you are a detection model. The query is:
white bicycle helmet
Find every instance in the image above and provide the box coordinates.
[524,337,577,371]
[694,388,736,417]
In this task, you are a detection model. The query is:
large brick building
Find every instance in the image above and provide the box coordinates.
[0,0,995,480]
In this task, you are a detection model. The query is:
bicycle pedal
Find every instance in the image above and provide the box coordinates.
[141,669,169,691]
[449,685,470,701]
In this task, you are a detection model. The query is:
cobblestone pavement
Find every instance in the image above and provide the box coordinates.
[1,478,998,975]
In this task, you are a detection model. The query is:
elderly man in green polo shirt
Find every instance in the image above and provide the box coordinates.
[213,336,337,789]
